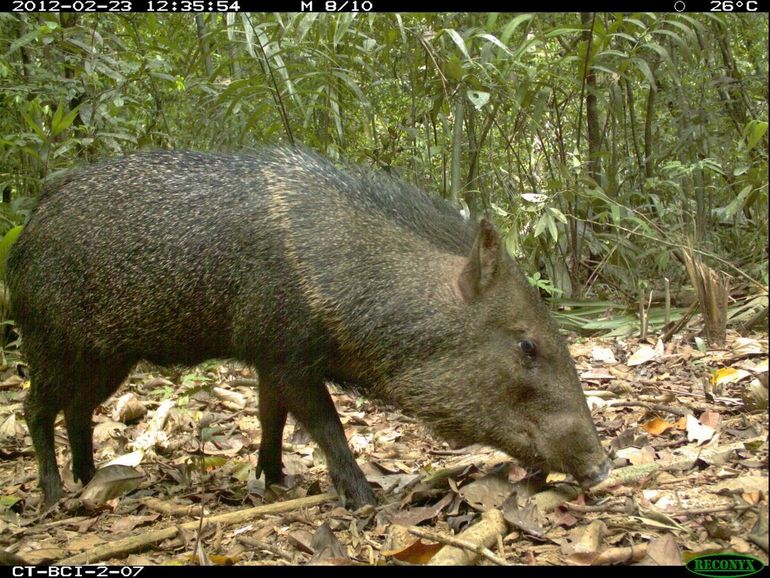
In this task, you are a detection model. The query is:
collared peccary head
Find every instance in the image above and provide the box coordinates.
[379,219,610,487]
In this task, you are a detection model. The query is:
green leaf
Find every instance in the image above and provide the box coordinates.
[0,495,21,508]
[745,120,768,151]
[592,64,621,78]
[650,29,686,50]
[21,110,46,140]
[597,49,629,59]
[721,185,754,220]
[52,104,80,137]
[50,99,64,134]
[624,18,649,32]
[5,29,40,58]
[500,14,533,45]
[0,225,24,280]
[331,70,366,105]
[676,14,706,34]
[665,19,698,43]
[476,33,513,56]
[641,41,672,65]
[445,55,464,81]
[632,57,655,87]
[547,207,567,224]
[545,27,584,38]
[547,215,558,243]
[611,32,638,44]
[733,166,750,177]
[442,28,471,62]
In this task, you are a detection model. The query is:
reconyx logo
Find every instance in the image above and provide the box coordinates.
[685,553,765,578]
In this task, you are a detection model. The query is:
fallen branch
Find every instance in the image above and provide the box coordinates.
[592,435,766,493]
[667,504,754,517]
[410,508,509,566]
[564,500,635,514]
[606,401,692,417]
[141,497,201,517]
[591,463,660,492]
[57,492,335,565]
[592,543,648,565]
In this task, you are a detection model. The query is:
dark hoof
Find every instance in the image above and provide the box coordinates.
[339,483,377,510]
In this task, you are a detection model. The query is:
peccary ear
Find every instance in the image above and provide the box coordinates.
[458,218,502,302]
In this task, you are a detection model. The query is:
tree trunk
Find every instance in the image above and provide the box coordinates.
[581,13,601,185]
[195,14,214,78]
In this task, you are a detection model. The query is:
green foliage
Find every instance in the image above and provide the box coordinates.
[0,225,23,281]
[0,12,767,337]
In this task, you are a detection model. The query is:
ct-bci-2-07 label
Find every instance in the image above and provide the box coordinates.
[11,568,143,577]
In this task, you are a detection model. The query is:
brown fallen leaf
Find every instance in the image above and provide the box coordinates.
[428,508,508,565]
[287,529,315,555]
[113,393,147,423]
[67,534,106,552]
[382,538,443,564]
[80,465,144,510]
[109,514,161,534]
[502,495,545,539]
[561,520,607,555]
[458,470,514,511]
[310,522,348,563]
[636,534,682,565]
[389,493,453,526]
[643,417,676,436]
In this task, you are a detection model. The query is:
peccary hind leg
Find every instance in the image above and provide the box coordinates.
[23,378,64,505]
[63,403,97,485]
[255,376,289,485]
[256,370,376,508]
[61,359,133,487]
[25,357,132,506]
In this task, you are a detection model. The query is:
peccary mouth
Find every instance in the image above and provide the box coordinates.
[574,459,612,487]
[498,429,611,488]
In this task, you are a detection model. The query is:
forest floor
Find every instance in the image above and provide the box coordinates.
[0,330,767,566]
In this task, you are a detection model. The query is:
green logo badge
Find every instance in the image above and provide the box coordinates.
[686,553,765,578]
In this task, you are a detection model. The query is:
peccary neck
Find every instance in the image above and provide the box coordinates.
[260,155,479,388]
[312,244,472,388]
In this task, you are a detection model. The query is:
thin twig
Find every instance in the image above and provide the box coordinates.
[606,400,692,417]
[407,527,509,566]
[668,504,754,517]
[563,501,635,514]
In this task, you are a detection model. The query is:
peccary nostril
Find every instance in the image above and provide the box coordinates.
[580,459,612,488]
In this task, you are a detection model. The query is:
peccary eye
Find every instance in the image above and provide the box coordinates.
[519,339,537,357]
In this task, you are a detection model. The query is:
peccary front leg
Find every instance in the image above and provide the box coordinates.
[259,371,376,508]
[255,376,289,487]
[287,382,376,507]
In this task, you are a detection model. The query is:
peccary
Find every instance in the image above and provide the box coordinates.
[8,148,610,507]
